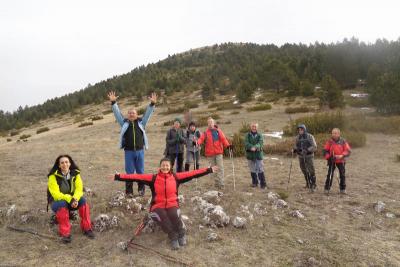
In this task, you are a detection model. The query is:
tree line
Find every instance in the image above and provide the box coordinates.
[1,37,400,133]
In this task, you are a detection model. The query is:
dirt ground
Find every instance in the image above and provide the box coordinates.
[1,92,400,266]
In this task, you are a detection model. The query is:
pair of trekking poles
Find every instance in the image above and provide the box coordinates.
[286,150,339,192]
[286,150,314,192]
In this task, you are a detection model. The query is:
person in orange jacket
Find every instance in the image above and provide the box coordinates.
[196,117,231,190]
[113,158,218,250]
[323,128,351,194]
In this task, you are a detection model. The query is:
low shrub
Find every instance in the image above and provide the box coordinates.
[19,134,31,140]
[36,127,50,134]
[184,101,199,109]
[160,106,186,115]
[246,104,272,112]
[78,122,93,127]
[345,97,370,108]
[91,115,104,121]
[264,139,294,156]
[284,112,345,136]
[7,138,12,142]
[239,122,251,134]
[224,133,245,157]
[73,116,85,124]
[285,106,312,114]
[10,130,19,136]
[208,101,242,110]
[346,114,400,135]
[102,110,113,115]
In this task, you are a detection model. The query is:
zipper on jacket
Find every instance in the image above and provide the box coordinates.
[164,174,168,208]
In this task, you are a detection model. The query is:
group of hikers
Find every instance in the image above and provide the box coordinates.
[46,91,351,249]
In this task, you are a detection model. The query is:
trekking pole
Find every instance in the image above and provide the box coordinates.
[193,151,199,190]
[286,150,294,191]
[328,151,335,194]
[302,153,312,193]
[229,147,236,191]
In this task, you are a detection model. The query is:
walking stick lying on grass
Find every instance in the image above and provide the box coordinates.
[128,236,194,266]
[7,225,58,240]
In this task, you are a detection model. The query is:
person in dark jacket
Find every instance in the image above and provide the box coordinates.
[245,122,266,188]
[293,124,317,191]
[107,91,157,197]
[165,118,185,172]
[113,158,217,250]
[323,128,351,194]
[184,121,201,171]
[48,155,94,243]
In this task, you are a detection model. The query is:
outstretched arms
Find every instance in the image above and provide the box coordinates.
[175,166,218,184]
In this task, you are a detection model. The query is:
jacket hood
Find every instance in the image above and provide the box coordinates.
[297,124,307,132]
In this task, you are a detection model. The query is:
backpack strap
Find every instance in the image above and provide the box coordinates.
[152,174,157,183]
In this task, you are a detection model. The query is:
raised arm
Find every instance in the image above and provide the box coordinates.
[108,91,125,126]
[175,167,214,184]
[114,173,154,186]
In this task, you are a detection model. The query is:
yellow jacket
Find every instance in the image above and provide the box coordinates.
[48,169,84,203]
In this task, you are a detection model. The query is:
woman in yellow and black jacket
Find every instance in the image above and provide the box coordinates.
[48,155,94,243]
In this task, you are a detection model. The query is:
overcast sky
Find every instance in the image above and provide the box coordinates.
[1,0,399,112]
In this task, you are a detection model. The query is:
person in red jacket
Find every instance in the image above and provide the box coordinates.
[114,158,217,250]
[196,117,231,189]
[323,128,351,194]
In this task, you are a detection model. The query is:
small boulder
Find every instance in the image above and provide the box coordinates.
[374,201,385,213]
[253,203,267,216]
[6,205,16,217]
[274,199,288,209]
[232,216,247,228]
[93,214,119,232]
[290,210,305,219]
[267,192,279,202]
[117,241,128,251]
[203,191,223,204]
[386,212,396,219]
[206,232,219,242]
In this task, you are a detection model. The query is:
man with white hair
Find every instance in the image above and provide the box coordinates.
[245,122,266,188]
[196,117,231,189]
[107,91,157,197]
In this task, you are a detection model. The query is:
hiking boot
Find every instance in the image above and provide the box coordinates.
[84,230,95,239]
[324,189,329,194]
[61,235,71,243]
[340,189,346,194]
[251,184,258,188]
[260,184,267,189]
[50,214,58,225]
[126,193,134,199]
[178,235,187,246]
[171,239,180,250]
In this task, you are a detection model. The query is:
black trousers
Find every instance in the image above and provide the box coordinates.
[152,207,185,240]
[169,153,184,173]
[325,162,346,190]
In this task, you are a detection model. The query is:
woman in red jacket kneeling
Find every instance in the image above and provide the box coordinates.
[114,158,217,250]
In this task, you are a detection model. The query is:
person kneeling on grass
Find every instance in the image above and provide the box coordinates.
[47,155,94,243]
[113,158,218,250]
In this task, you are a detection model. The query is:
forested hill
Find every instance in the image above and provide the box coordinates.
[1,38,400,132]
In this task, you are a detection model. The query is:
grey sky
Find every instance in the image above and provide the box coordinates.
[1,0,399,112]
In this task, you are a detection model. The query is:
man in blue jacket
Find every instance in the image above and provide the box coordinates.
[107,91,157,197]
